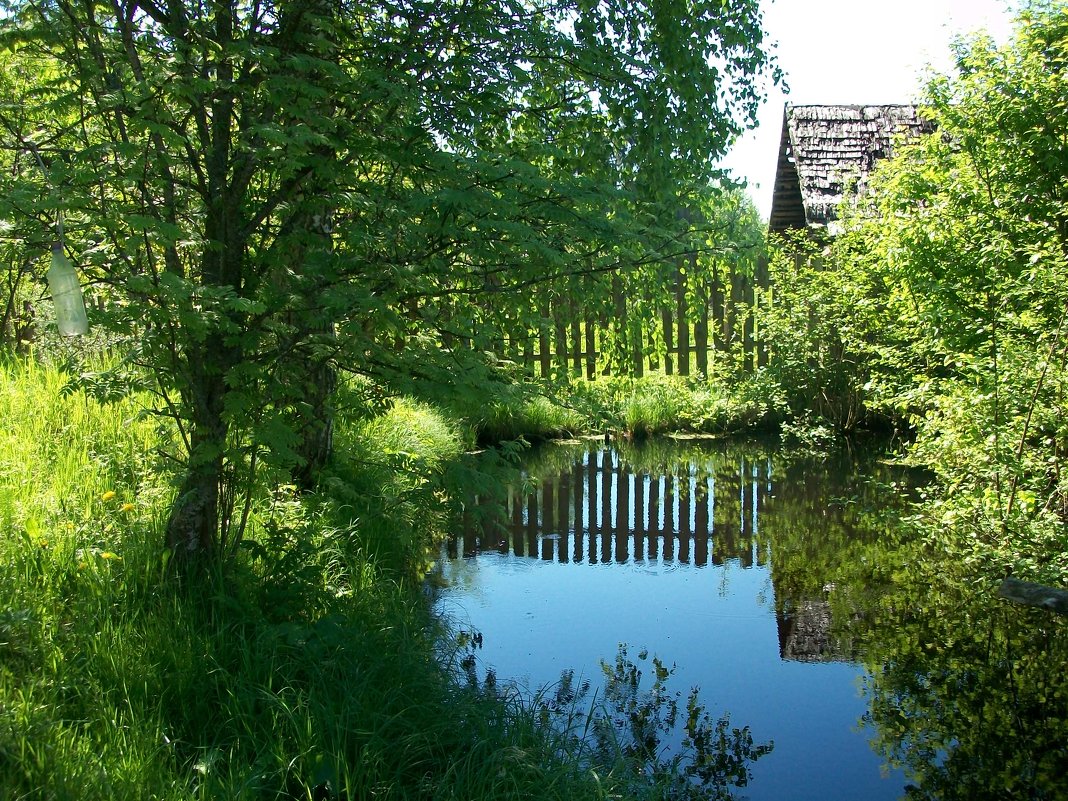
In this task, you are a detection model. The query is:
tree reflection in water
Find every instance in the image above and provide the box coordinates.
[855,569,1068,800]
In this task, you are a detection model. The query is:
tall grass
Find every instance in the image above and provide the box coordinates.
[0,357,184,799]
[453,372,775,448]
[470,390,585,445]
[0,358,167,541]
[566,373,773,439]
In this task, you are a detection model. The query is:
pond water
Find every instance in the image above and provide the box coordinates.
[432,437,1068,800]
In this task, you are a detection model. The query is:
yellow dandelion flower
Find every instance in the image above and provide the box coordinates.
[100,551,121,560]
[120,503,135,513]
[101,491,117,502]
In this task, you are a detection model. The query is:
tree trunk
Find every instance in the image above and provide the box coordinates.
[283,191,338,490]
[292,339,337,489]
[166,334,231,558]
[166,444,224,557]
[283,2,339,490]
[163,0,242,562]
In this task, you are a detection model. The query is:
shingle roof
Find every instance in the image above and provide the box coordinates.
[768,104,933,234]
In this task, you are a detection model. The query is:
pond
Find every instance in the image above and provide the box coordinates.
[432,437,1068,800]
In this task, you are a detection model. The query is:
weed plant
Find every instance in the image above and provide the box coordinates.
[419,369,778,447]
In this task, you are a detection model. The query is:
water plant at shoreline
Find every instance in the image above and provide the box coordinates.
[466,372,778,447]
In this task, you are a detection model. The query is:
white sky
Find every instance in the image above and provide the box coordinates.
[719,0,1018,219]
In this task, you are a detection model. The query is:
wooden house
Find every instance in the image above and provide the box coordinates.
[768,104,934,235]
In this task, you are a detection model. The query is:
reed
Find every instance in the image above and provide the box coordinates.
[473,390,585,444]
[566,373,771,439]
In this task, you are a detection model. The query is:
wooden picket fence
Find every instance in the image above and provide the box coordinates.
[493,256,769,379]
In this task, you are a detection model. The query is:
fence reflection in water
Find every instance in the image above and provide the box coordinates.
[450,445,772,569]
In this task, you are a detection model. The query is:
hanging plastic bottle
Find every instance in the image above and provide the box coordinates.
[47,242,89,336]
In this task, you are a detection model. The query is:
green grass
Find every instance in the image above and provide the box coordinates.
[565,372,774,439]
[469,388,585,445]
[454,372,775,447]
[0,357,185,799]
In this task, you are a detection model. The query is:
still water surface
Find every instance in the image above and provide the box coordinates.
[434,438,913,800]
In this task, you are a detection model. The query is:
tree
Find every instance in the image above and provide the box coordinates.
[0,47,61,352]
[762,2,1068,574]
[846,1,1068,572]
[754,11,1068,793]
[0,0,778,561]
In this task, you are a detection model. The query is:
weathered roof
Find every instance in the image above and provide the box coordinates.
[768,104,933,234]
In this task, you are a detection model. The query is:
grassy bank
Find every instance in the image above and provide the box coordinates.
[0,361,563,799]
[1,359,765,800]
